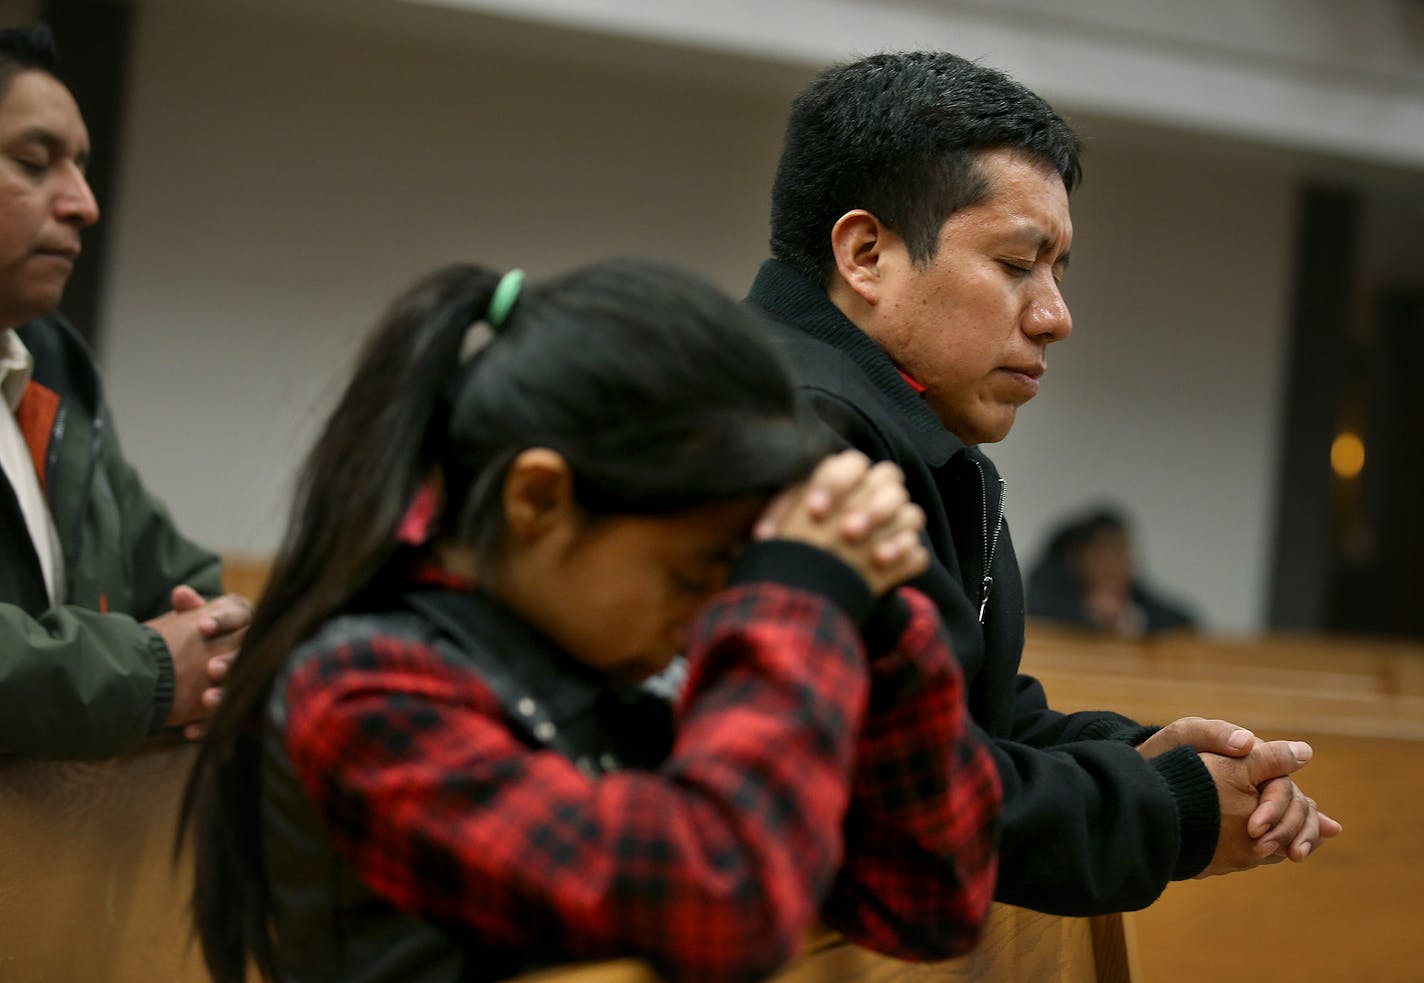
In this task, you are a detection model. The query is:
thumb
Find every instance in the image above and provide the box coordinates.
[1194,719,1255,757]
[754,486,799,541]
[1245,739,1313,785]
[170,584,205,612]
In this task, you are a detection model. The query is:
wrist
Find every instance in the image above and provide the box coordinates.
[143,625,177,731]
[730,539,874,625]
[1151,745,1219,880]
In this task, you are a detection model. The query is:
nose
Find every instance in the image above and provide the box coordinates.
[56,165,100,229]
[1025,276,1072,343]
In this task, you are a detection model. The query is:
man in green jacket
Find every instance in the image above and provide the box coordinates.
[0,24,249,757]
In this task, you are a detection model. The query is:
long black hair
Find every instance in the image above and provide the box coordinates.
[179,258,829,983]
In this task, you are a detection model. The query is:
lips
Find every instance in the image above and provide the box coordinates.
[34,242,81,263]
[997,364,1044,398]
[1002,363,1045,380]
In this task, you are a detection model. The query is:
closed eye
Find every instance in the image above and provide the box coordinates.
[12,156,48,179]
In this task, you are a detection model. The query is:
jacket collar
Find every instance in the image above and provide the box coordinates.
[405,588,613,724]
[404,587,676,772]
[16,315,101,420]
[747,258,971,468]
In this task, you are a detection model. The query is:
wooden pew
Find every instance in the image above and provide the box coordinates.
[514,908,1134,982]
[0,741,208,982]
[1021,623,1424,983]
[1023,624,1424,740]
[765,909,1134,983]
[0,733,1131,982]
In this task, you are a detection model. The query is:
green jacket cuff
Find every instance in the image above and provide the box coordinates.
[144,625,175,735]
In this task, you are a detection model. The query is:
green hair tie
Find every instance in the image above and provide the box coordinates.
[488,269,525,328]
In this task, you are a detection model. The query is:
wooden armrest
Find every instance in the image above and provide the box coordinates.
[512,959,663,982]
[505,907,1136,982]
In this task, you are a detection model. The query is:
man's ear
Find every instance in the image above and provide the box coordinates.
[502,448,575,540]
[830,209,896,307]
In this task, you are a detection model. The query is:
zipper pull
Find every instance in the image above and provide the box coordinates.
[978,575,994,624]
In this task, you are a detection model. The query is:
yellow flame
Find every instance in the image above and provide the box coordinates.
[1331,431,1365,479]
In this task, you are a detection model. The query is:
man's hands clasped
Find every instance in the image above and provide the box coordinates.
[146,584,253,739]
[1138,715,1343,876]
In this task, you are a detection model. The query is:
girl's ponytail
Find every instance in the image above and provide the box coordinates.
[180,264,505,983]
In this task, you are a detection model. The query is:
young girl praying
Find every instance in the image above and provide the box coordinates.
[181,259,999,983]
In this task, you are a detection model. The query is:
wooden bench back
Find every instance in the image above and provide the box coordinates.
[0,742,208,981]
[1022,622,1424,982]
[0,743,1130,982]
[0,561,1160,982]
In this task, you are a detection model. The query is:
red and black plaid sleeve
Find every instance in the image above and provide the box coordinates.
[820,586,1002,960]
[281,582,869,983]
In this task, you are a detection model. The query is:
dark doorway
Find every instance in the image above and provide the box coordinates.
[1269,186,1424,639]
[1339,288,1424,636]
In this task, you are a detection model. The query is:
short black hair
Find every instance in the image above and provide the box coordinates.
[770,51,1083,287]
[0,24,61,101]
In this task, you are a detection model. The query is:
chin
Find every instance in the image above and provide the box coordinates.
[932,401,1016,446]
[2,298,57,328]
[954,420,1015,446]
[976,408,1021,445]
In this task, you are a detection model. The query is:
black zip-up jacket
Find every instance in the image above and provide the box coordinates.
[749,259,1218,915]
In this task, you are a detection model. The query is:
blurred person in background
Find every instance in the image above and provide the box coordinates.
[1027,504,1199,637]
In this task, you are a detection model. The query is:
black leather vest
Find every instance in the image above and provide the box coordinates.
[261,590,676,983]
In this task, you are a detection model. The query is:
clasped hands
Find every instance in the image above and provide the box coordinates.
[1137,717,1343,876]
[145,584,253,739]
[753,450,928,595]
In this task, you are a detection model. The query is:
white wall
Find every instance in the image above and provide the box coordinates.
[101,0,794,554]
[94,1,1387,631]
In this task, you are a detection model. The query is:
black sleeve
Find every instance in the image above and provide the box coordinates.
[805,386,1218,914]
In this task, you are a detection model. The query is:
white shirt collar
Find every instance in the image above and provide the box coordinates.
[0,329,35,412]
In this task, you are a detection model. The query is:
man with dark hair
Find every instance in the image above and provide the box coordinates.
[749,51,1339,916]
[0,24,248,757]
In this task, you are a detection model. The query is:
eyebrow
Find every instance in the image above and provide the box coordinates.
[1029,231,1071,270]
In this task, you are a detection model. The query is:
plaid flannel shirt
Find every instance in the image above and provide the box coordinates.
[281,561,999,980]
[283,577,869,983]
[825,587,1001,960]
